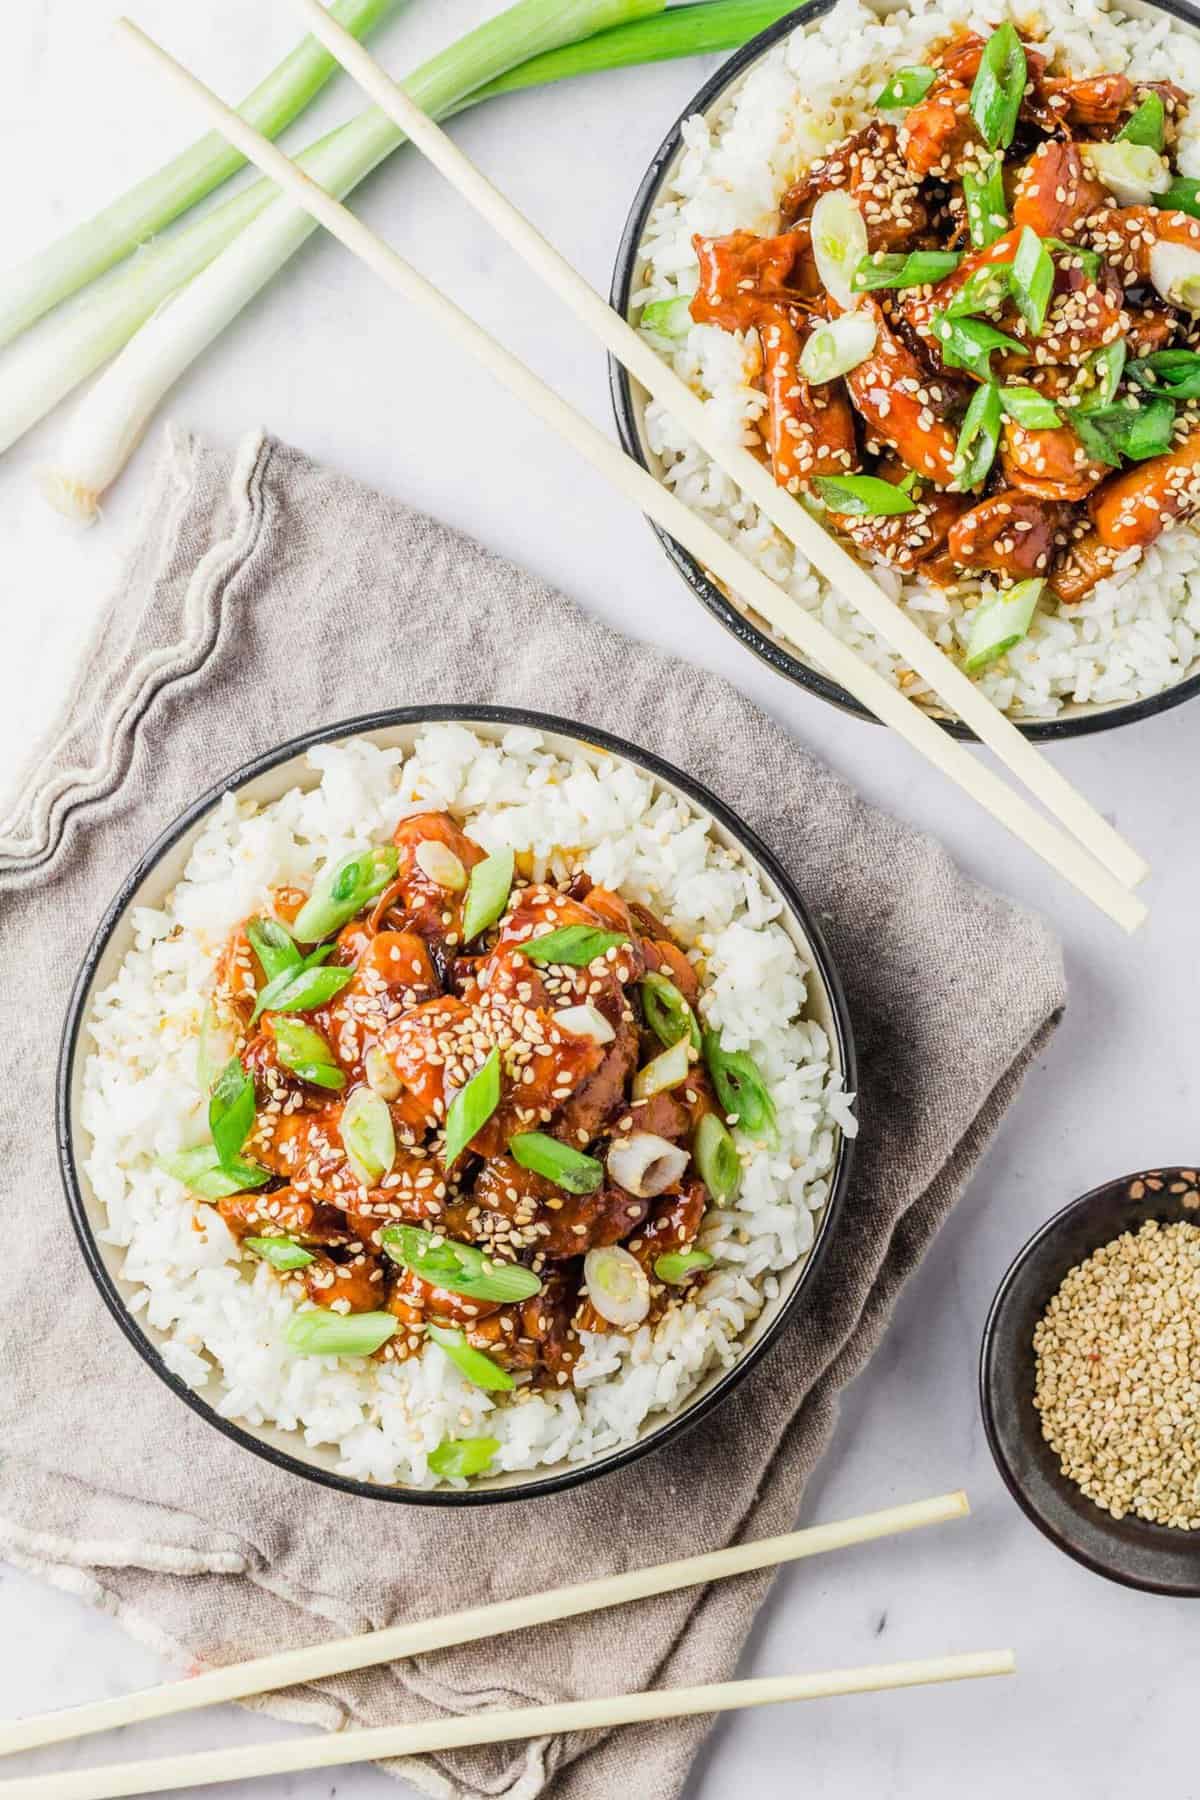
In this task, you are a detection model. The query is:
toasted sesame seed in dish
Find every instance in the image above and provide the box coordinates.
[615,0,1200,729]
[65,713,855,1499]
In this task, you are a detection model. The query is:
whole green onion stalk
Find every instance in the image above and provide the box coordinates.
[9,0,794,518]
[0,0,403,351]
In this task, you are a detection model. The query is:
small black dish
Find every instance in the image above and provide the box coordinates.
[980,1168,1200,1595]
[608,0,1200,741]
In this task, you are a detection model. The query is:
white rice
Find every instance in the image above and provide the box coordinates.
[81,727,855,1489]
[634,0,1200,719]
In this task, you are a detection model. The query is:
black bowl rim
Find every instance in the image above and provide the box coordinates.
[608,0,1200,742]
[979,1168,1200,1596]
[58,703,857,1508]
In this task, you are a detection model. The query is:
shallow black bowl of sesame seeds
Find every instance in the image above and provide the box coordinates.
[609,0,1200,743]
[980,1167,1200,1595]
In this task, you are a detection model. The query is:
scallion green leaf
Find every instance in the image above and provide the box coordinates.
[381,1225,543,1302]
[998,386,1062,429]
[633,1037,692,1100]
[461,848,515,943]
[654,1249,715,1285]
[640,294,696,339]
[1156,175,1200,219]
[1044,237,1101,281]
[443,1046,502,1169]
[245,1236,315,1271]
[851,249,960,292]
[970,23,1026,151]
[799,312,878,382]
[953,381,1002,491]
[1116,92,1165,151]
[944,262,1012,319]
[962,157,1009,248]
[1011,227,1055,336]
[1079,340,1127,412]
[515,925,628,966]
[272,1017,345,1091]
[284,1309,397,1357]
[702,1034,777,1141]
[246,916,301,983]
[428,1435,500,1480]
[251,955,353,1024]
[1073,396,1176,465]
[158,1145,270,1198]
[510,1131,603,1194]
[965,578,1045,671]
[292,846,399,944]
[694,1113,740,1202]
[426,1324,516,1391]
[1128,348,1200,400]
[932,312,1024,382]
[873,64,936,108]
[640,971,701,1051]
[209,1056,256,1168]
[341,1086,397,1187]
[814,474,917,517]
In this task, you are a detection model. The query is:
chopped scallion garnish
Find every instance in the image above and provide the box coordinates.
[515,925,628,965]
[340,1086,397,1186]
[998,386,1063,429]
[873,65,936,109]
[291,845,398,944]
[284,1309,398,1357]
[460,848,515,943]
[442,1046,502,1169]
[510,1131,604,1194]
[944,261,1013,319]
[1044,237,1101,281]
[1116,92,1166,151]
[209,1056,256,1169]
[969,24,1026,151]
[1011,228,1055,336]
[426,1324,516,1391]
[965,578,1045,672]
[851,249,960,292]
[1129,348,1200,400]
[245,1236,315,1272]
[694,1113,740,1202]
[932,313,1024,382]
[814,474,918,517]
[633,1036,692,1100]
[953,381,1002,491]
[246,917,301,983]
[810,190,869,310]
[250,952,353,1024]
[1157,175,1200,219]
[640,294,696,339]
[962,157,1008,248]
[654,1249,715,1285]
[381,1224,543,1302]
[1073,396,1176,466]
[798,312,878,382]
[157,1145,270,1199]
[640,972,701,1051]
[272,1017,345,1091]
[428,1435,500,1480]
[1079,340,1127,411]
[702,1034,777,1141]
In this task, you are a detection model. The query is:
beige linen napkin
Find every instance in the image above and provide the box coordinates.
[0,428,1065,1799]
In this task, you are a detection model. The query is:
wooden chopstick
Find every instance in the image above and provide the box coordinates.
[115,17,1148,934]
[298,0,1148,898]
[0,1491,967,1757]
[0,1652,1016,1798]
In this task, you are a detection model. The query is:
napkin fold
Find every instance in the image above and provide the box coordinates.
[0,428,1065,1799]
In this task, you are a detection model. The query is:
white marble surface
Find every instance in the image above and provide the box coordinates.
[3,2,1198,1794]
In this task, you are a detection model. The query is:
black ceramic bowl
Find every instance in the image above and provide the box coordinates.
[59,705,856,1506]
[980,1167,1200,1595]
[609,0,1200,741]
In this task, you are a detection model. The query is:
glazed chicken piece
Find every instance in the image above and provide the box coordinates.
[1090,423,1200,549]
[901,226,1024,364]
[690,227,818,328]
[1010,141,1108,238]
[390,1262,504,1328]
[833,479,970,573]
[1124,307,1180,358]
[576,1181,709,1333]
[379,994,473,1136]
[379,812,488,948]
[780,121,928,250]
[843,299,960,483]
[217,1186,349,1244]
[461,1267,583,1384]
[1040,71,1132,129]
[900,82,978,180]
[303,1250,384,1314]
[999,380,1110,502]
[321,928,440,1080]
[763,316,861,491]
[947,490,1067,579]
[447,1154,649,1259]
[1083,206,1200,283]
[556,1012,641,1146]
[1048,528,1123,602]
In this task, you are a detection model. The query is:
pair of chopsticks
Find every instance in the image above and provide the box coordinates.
[119,2,1151,934]
[0,1491,1014,1797]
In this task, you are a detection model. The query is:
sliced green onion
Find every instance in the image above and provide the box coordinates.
[1074,396,1177,465]
[245,1236,315,1271]
[640,972,701,1051]
[1044,237,1101,281]
[798,312,878,382]
[443,1046,502,1169]
[970,24,1026,151]
[1148,241,1200,313]
[158,1145,270,1198]
[414,839,468,892]
[810,190,869,310]
[953,381,1002,491]
[251,956,353,1024]
[461,848,515,943]
[694,1113,740,1202]
[1156,175,1200,219]
[654,1249,715,1284]
[510,1131,604,1194]
[292,846,399,943]
[428,1435,500,1480]
[273,1017,345,1092]
[1116,92,1165,151]
[965,578,1045,672]
[873,65,936,109]
[583,1245,651,1327]
[1083,140,1171,206]
[1011,228,1054,336]
[246,916,301,983]
[427,1323,516,1392]
[962,157,1008,249]
[381,1224,543,1301]
[852,250,960,293]
[640,294,696,339]
[633,1037,692,1100]
[515,925,628,965]
[1079,340,1127,411]
[998,386,1062,429]
[944,262,1012,319]
[284,1309,397,1357]
[341,1086,396,1187]
[1129,349,1200,400]
[932,313,1024,382]
[702,1033,777,1140]
[209,1056,256,1168]
[814,474,917,517]
[365,1043,403,1100]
